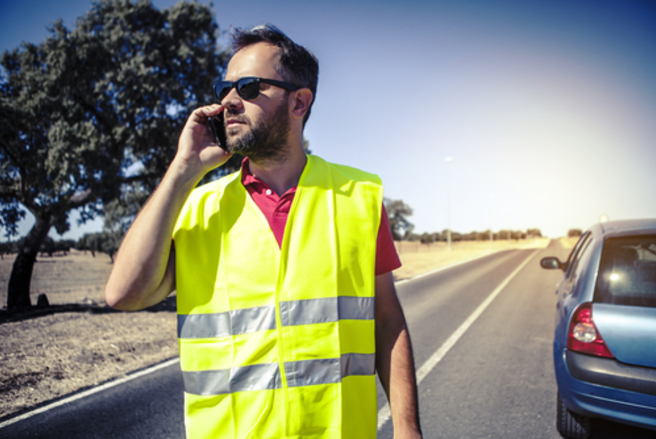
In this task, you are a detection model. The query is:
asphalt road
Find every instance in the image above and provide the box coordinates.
[3,241,654,438]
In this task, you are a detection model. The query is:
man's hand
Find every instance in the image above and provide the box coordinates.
[174,104,232,181]
[105,105,232,311]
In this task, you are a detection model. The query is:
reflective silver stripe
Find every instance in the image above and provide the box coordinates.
[339,296,375,320]
[183,363,281,395]
[340,353,376,377]
[279,296,374,326]
[279,298,337,326]
[183,354,375,394]
[285,358,341,387]
[285,353,376,388]
[178,305,276,338]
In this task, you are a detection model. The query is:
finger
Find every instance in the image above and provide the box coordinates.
[192,104,223,121]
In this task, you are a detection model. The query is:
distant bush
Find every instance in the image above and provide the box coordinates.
[526,228,542,238]
[420,232,435,244]
[567,229,583,237]
[0,238,76,258]
[0,239,23,257]
[76,232,120,262]
[40,237,75,256]
[400,228,537,242]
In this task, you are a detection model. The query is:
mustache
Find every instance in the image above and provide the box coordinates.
[225,109,249,124]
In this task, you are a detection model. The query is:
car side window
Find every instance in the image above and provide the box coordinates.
[565,232,591,279]
[568,234,594,282]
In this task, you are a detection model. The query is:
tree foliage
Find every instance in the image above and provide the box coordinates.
[0,0,229,309]
[384,198,414,241]
[40,237,75,256]
[76,232,120,262]
[404,228,535,242]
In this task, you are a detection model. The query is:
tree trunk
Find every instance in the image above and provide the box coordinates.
[7,214,52,310]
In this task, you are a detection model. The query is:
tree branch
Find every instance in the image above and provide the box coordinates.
[67,188,94,209]
[0,189,20,200]
[120,173,159,184]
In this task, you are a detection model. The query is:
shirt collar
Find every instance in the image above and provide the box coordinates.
[240,157,260,187]
[239,156,299,197]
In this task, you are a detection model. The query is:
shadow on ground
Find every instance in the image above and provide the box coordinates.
[0,296,177,324]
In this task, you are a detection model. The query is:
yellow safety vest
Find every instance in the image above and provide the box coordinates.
[173,155,383,438]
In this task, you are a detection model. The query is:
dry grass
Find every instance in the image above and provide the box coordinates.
[0,311,177,419]
[0,238,550,421]
[559,236,581,250]
[0,250,178,420]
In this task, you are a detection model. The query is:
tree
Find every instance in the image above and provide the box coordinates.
[462,231,477,241]
[497,229,514,240]
[0,0,228,309]
[420,232,435,244]
[567,229,582,238]
[526,228,543,238]
[477,230,491,241]
[384,198,414,241]
[39,237,74,256]
[76,232,120,262]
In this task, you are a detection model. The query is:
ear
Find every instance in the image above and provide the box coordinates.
[290,88,313,121]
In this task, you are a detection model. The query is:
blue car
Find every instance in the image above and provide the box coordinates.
[541,219,656,439]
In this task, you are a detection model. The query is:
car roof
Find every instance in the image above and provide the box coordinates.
[591,218,656,239]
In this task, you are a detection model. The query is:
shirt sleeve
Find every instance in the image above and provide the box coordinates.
[375,203,402,275]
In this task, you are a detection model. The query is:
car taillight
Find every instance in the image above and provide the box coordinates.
[567,303,614,358]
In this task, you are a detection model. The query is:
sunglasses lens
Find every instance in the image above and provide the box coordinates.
[236,78,260,100]
[215,83,231,102]
[214,78,261,102]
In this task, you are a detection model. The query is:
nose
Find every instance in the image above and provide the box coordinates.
[221,86,243,111]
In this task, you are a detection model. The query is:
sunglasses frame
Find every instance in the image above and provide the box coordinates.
[213,77,301,103]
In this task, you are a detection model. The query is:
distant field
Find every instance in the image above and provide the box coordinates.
[559,236,581,250]
[0,250,112,307]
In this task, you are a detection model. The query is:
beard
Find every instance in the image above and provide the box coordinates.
[226,99,291,163]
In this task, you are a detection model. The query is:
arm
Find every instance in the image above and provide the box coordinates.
[375,271,422,438]
[105,104,231,311]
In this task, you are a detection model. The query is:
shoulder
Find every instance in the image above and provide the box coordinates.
[185,171,241,205]
[175,171,241,233]
[309,155,382,187]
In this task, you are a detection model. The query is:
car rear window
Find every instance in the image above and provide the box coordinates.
[594,235,656,307]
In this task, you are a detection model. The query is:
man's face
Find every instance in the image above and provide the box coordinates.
[222,43,292,162]
[225,97,290,162]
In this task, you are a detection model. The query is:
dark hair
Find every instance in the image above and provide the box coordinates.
[231,24,319,126]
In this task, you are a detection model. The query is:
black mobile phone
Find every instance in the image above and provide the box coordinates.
[207,114,228,152]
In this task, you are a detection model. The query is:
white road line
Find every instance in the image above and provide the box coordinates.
[377,250,538,430]
[0,358,180,430]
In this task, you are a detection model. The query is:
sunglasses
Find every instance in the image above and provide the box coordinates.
[213,77,301,103]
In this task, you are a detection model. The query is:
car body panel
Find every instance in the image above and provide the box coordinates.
[554,346,656,431]
[566,350,656,396]
[593,304,656,368]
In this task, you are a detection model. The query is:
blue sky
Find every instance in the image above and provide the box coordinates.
[2,0,655,239]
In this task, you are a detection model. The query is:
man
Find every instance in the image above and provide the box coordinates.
[106,24,421,439]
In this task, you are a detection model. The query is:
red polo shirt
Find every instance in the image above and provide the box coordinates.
[241,158,401,276]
